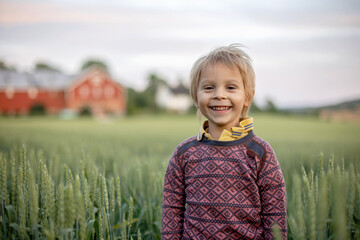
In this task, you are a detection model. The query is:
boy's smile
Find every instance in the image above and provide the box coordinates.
[196,63,251,139]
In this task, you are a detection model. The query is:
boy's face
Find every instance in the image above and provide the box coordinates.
[196,63,251,132]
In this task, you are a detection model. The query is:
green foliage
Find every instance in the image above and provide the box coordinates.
[81,59,108,72]
[127,73,167,115]
[0,114,359,239]
[288,156,360,239]
[29,103,46,116]
[127,88,148,115]
[248,98,278,113]
[34,62,61,72]
[0,146,140,240]
[79,106,92,117]
[0,61,16,71]
[249,99,261,113]
[264,98,278,113]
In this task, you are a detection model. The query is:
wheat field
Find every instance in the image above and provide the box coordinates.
[0,114,359,239]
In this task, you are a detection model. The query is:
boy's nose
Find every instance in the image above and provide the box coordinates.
[213,88,227,99]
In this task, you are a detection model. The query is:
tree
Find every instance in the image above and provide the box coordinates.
[264,98,278,113]
[34,62,60,72]
[127,88,147,115]
[249,100,261,113]
[126,73,168,115]
[0,61,16,71]
[81,59,108,72]
[142,73,167,113]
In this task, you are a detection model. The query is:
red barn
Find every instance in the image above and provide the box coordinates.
[67,67,126,116]
[0,67,127,116]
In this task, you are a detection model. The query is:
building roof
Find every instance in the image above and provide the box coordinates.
[0,69,74,90]
[68,66,121,91]
[169,83,189,95]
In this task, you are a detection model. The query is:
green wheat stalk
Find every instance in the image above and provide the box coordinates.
[0,154,8,238]
[18,184,26,239]
[333,167,348,239]
[98,207,104,240]
[28,166,39,237]
[316,172,328,240]
[57,182,65,237]
[11,156,17,208]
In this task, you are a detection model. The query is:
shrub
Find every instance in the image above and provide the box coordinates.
[79,106,92,116]
[29,103,46,115]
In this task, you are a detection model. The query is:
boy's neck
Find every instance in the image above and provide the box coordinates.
[208,123,238,140]
[208,129,221,140]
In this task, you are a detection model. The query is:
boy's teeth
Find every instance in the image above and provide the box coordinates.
[211,106,230,111]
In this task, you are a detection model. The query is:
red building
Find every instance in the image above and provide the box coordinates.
[67,67,126,116]
[0,67,127,116]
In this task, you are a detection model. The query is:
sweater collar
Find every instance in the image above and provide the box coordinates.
[197,118,254,141]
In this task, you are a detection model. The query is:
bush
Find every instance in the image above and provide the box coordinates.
[79,106,92,116]
[29,103,46,115]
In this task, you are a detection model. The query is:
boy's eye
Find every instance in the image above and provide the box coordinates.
[227,85,237,90]
[204,86,214,90]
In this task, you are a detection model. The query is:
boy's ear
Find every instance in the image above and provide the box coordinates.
[245,89,255,107]
[194,100,199,108]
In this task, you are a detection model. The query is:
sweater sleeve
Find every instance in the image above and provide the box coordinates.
[256,142,287,239]
[161,148,186,240]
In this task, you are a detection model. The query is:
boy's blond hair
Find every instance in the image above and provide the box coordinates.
[190,44,255,118]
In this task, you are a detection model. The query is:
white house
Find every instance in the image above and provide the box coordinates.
[155,83,193,113]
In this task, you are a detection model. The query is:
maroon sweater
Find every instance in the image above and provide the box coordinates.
[161,131,287,239]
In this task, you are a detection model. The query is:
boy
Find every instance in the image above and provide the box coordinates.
[161,44,287,239]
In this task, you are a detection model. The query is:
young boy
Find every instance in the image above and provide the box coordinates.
[161,44,287,239]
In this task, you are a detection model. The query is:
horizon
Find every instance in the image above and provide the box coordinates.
[1,65,359,110]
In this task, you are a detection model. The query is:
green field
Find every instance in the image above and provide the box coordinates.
[0,114,359,239]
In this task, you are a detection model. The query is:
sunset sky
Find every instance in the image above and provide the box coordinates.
[0,0,359,108]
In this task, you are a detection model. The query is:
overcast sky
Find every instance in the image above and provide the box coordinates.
[0,0,359,108]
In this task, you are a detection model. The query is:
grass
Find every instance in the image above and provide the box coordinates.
[0,113,359,239]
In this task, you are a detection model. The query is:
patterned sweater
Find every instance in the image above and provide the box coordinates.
[161,131,287,239]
